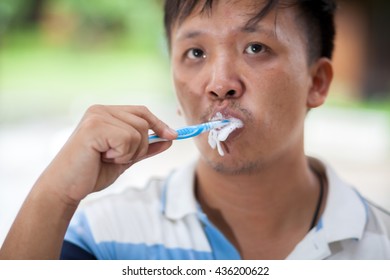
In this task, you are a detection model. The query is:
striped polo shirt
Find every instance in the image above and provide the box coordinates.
[61,159,390,259]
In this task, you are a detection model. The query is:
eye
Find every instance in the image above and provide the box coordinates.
[186,48,206,60]
[245,43,266,55]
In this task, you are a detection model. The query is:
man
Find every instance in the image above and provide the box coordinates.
[1,0,389,260]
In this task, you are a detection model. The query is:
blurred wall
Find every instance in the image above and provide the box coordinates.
[332,0,390,100]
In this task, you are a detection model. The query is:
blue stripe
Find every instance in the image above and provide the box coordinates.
[316,217,323,231]
[65,205,213,260]
[65,211,97,255]
[92,242,213,260]
[197,210,241,260]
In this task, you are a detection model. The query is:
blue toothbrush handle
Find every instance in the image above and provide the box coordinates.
[175,125,207,139]
[148,120,228,144]
[148,134,169,144]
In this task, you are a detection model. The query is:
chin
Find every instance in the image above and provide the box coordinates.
[202,153,261,176]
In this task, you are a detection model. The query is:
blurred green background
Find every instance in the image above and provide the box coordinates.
[0,0,174,123]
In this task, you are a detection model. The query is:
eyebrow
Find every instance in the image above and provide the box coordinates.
[241,25,277,39]
[177,31,203,41]
[176,24,277,42]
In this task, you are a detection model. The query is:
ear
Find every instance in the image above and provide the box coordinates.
[306,58,333,108]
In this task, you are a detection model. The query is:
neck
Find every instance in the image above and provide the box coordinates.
[195,154,324,259]
[197,153,317,212]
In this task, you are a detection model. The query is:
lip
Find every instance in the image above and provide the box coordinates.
[208,108,245,123]
[208,108,245,145]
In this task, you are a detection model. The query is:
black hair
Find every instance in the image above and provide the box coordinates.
[163,0,336,62]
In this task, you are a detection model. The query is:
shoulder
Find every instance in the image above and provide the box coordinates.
[339,199,390,259]
[63,165,212,259]
[82,177,165,212]
[75,177,167,233]
[311,158,390,259]
[64,177,167,249]
[63,177,170,259]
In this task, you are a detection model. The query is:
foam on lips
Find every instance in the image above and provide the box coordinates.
[208,112,244,156]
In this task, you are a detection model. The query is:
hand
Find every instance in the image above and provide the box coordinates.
[37,105,177,206]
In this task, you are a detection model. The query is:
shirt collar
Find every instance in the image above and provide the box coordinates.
[162,159,198,220]
[162,158,368,258]
[287,159,368,259]
[321,162,367,242]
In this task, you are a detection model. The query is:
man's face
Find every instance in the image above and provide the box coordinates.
[170,0,316,174]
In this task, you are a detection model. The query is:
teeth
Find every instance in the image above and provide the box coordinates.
[209,112,224,121]
[208,114,243,156]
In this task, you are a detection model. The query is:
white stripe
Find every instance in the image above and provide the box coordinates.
[82,181,211,252]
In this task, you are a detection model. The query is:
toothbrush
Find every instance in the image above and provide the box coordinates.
[148,119,230,144]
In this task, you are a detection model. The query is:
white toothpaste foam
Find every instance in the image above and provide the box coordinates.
[208,113,243,156]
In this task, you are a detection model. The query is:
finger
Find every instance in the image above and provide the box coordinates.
[102,106,176,162]
[99,114,150,163]
[108,105,178,140]
[78,114,143,164]
[82,105,176,164]
[101,126,145,164]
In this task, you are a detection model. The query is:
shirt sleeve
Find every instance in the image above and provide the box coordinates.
[60,240,97,260]
[61,210,99,259]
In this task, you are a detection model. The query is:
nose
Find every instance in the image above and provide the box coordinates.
[205,57,244,100]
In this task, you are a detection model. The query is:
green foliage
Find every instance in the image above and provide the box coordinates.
[0,1,172,123]
[0,0,165,50]
[63,0,163,46]
[325,94,390,122]
[0,0,27,35]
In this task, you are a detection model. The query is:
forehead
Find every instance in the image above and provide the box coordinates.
[173,0,268,30]
[171,0,300,43]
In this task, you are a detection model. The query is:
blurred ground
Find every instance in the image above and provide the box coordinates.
[1,103,390,245]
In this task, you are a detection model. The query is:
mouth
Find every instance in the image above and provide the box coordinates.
[207,111,244,156]
[208,108,243,122]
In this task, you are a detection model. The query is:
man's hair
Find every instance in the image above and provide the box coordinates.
[163,0,337,63]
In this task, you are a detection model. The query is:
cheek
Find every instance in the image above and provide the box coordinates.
[260,64,309,112]
[248,67,309,136]
[173,70,204,121]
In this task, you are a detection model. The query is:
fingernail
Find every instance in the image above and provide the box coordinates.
[168,127,177,136]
